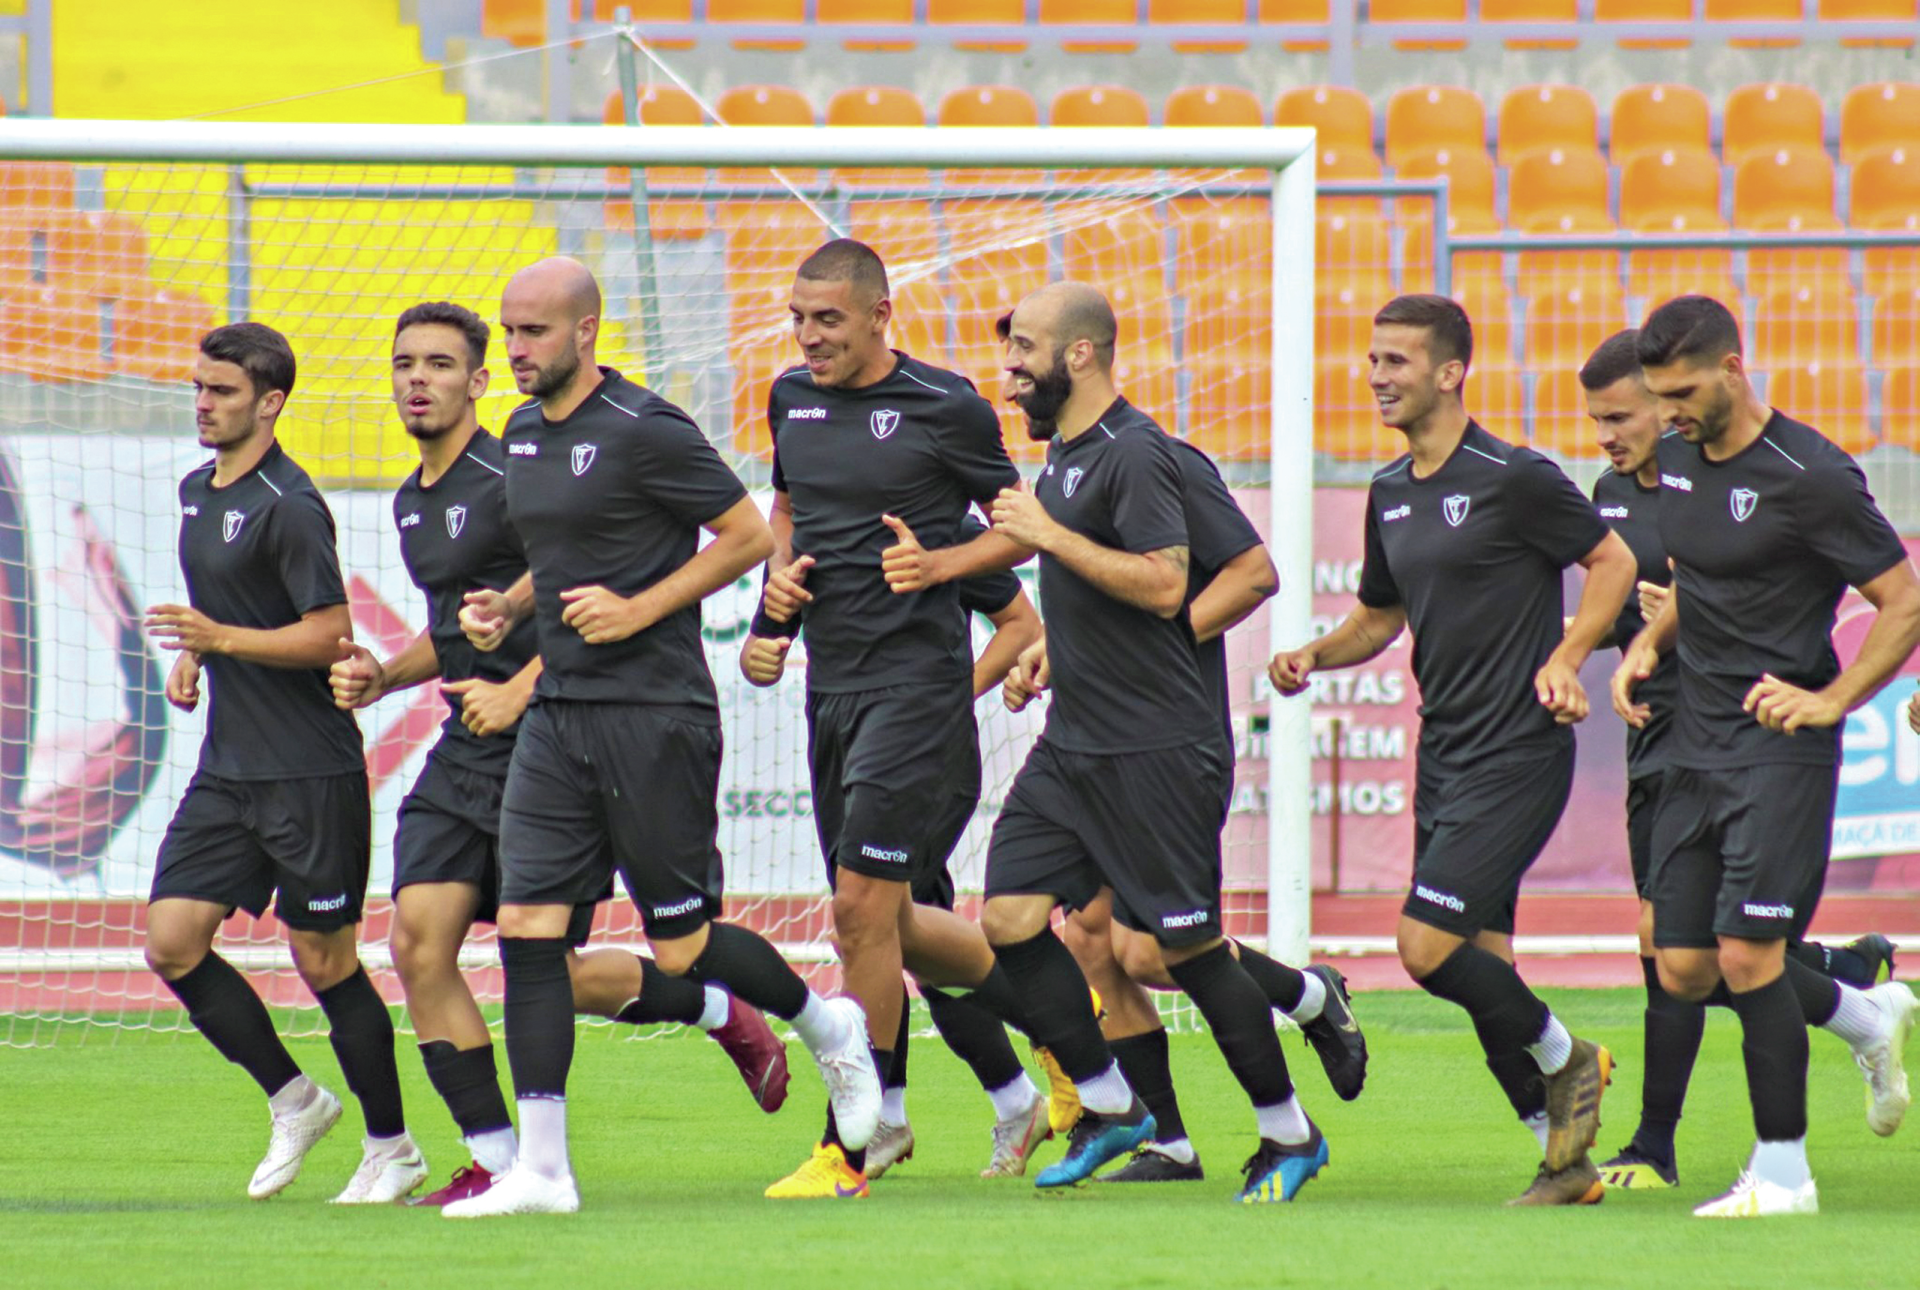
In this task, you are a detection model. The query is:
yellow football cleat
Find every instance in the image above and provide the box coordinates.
[764,1143,869,1200]
[1029,986,1104,1137]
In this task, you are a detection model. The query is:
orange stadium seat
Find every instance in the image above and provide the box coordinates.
[847,199,938,267]
[602,84,708,239]
[718,202,826,298]
[1864,212,1920,295]
[0,211,45,293]
[1743,210,1847,300]
[1507,146,1611,225]
[1842,83,1920,163]
[1723,84,1825,166]
[1609,84,1713,166]
[730,341,797,458]
[818,0,916,51]
[1525,281,1628,369]
[1171,197,1269,293]
[1595,0,1692,49]
[715,85,815,184]
[46,211,148,299]
[1314,359,1402,461]
[1880,365,1920,450]
[1318,208,1391,285]
[708,0,808,50]
[1317,147,1386,218]
[928,0,1027,51]
[1628,209,1739,307]
[938,85,1041,185]
[1706,0,1802,47]
[1530,368,1604,457]
[1114,346,1179,431]
[826,86,926,187]
[1186,356,1273,461]
[1518,210,1621,295]
[1051,85,1153,185]
[1473,365,1528,442]
[0,287,106,383]
[1318,278,1394,367]
[1766,360,1876,453]
[1820,0,1918,45]
[1166,85,1264,128]
[1480,0,1579,50]
[1619,148,1722,227]
[889,279,950,363]
[1386,87,1486,171]
[1276,86,1374,156]
[1497,85,1599,167]
[114,290,214,384]
[1753,283,1861,366]
[1733,146,1836,224]
[946,199,1050,297]
[1060,202,1166,285]
[1403,206,1503,298]
[1850,147,1920,226]
[0,161,74,209]
[1149,0,1253,54]
[1454,276,1516,366]
[1040,0,1138,54]
[1396,146,1499,225]
[1369,0,1468,50]
[1871,283,1920,366]
[1185,273,1271,364]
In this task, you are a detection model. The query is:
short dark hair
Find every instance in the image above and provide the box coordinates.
[796,237,889,302]
[1636,294,1742,368]
[396,301,489,369]
[1373,293,1473,370]
[199,322,296,399]
[1578,329,1643,392]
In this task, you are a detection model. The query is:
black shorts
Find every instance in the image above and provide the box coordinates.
[393,750,505,919]
[498,701,724,940]
[1625,768,1668,901]
[1402,741,1574,938]
[150,770,371,932]
[984,738,1230,949]
[807,682,972,887]
[1649,762,1838,949]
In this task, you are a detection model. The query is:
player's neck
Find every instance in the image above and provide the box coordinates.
[1402,399,1470,476]
[1634,457,1660,489]
[837,347,898,391]
[211,426,277,488]
[1701,391,1773,463]
[1053,376,1120,444]
[416,416,481,487]
[539,362,606,423]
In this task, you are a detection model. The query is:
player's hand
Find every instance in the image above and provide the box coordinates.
[165,650,201,713]
[1744,673,1846,735]
[1003,638,1050,712]
[559,585,648,645]
[1534,657,1590,724]
[1611,639,1659,727]
[740,634,792,687]
[460,588,515,652]
[989,482,1057,551]
[1908,685,1920,736]
[441,677,530,737]
[879,513,939,595]
[1637,580,1669,625]
[144,603,225,655]
[761,555,814,624]
[1268,647,1317,697]
[329,638,386,710]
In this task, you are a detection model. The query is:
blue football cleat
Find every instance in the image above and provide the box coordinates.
[1237,1122,1329,1204]
[1033,1099,1156,1189]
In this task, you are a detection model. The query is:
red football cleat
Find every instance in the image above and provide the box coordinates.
[412,1164,496,1207]
[710,994,791,1113]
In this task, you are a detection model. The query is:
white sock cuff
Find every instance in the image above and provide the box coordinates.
[1825,982,1888,1048]
[986,1073,1041,1122]
[1528,1013,1574,1075]
[1288,971,1328,1024]
[1254,1094,1311,1146]
[1075,1060,1133,1115]
[697,984,731,1032]
[789,992,839,1051]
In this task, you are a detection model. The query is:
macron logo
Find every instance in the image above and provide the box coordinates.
[1383,504,1411,523]
[652,895,707,919]
[787,407,828,420]
[1415,884,1466,913]
[859,844,910,864]
[1743,902,1794,920]
[308,893,348,913]
[1660,473,1693,492]
[508,442,538,456]
[182,504,199,516]
[1599,505,1629,519]
[1161,909,1210,929]
[399,512,421,529]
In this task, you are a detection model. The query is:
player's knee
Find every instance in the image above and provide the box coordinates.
[648,933,702,976]
[387,920,445,988]
[143,933,204,981]
[1117,932,1169,985]
[1395,921,1453,979]
[1715,939,1782,992]
[981,897,1046,947]
[289,937,359,992]
[830,876,902,948]
[1657,951,1716,1001]
[1061,909,1105,969]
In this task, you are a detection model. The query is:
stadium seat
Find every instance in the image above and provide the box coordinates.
[1619,148,1723,228]
[1530,368,1604,457]
[1480,0,1579,49]
[1186,356,1273,462]
[1395,146,1499,225]
[929,0,1028,50]
[1723,84,1825,166]
[708,0,807,50]
[1114,343,1179,433]
[945,199,1050,297]
[1317,208,1392,287]
[1497,85,1599,167]
[1608,84,1714,166]
[1594,0,1692,48]
[1171,199,1269,301]
[1314,359,1402,461]
[818,0,916,51]
[715,85,815,184]
[1166,85,1264,128]
[114,289,215,384]
[1184,273,1271,363]
[1525,281,1628,369]
[1863,212,1920,295]
[1765,360,1876,453]
[0,287,107,383]
[46,211,149,299]
[1050,86,1153,185]
[1473,365,1528,443]
[601,83,708,238]
[1275,86,1374,156]
[889,279,950,363]
[1850,147,1920,226]
[1705,0,1802,47]
[827,86,926,187]
[1842,83,1920,163]
[1820,0,1918,47]
[1369,0,1469,50]
[938,85,1041,184]
[1453,276,1516,367]
[1732,147,1836,224]
[1318,145,1386,182]
[1041,0,1140,54]
[1385,87,1486,171]
[1403,206,1503,298]
[1150,0,1253,54]
[730,341,798,458]
[1060,202,1167,286]
[718,202,827,297]
[1506,147,1611,226]
[847,199,939,267]
[1879,364,1920,450]
[1317,278,1394,367]
[1753,283,1861,366]
[0,161,74,209]
[1871,283,1920,367]
[1517,210,1621,295]
[1742,210,1847,300]
[1627,209,1739,307]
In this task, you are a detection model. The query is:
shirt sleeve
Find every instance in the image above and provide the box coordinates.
[767,378,787,494]
[1356,491,1400,609]
[634,405,751,528]
[1801,458,1909,587]
[1106,431,1189,555]
[268,490,347,616]
[939,388,1021,505]
[1178,447,1262,575]
[1513,452,1610,569]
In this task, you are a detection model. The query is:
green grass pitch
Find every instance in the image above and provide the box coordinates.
[4,987,1918,1289]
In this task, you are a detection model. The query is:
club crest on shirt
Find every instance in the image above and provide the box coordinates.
[571,443,597,476]
[445,504,467,539]
[871,409,900,440]
[222,510,245,542]
[1443,494,1470,527]
[1730,488,1759,522]
[1063,466,1085,498]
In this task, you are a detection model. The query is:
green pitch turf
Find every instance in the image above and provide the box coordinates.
[5,987,1918,1290]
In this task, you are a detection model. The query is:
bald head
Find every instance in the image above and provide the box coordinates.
[502,256,602,403]
[1018,281,1117,371]
[506,256,601,323]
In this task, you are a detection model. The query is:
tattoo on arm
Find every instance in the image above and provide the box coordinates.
[1155,545,1190,576]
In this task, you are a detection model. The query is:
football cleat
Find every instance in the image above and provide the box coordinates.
[331,1134,430,1204]
[764,1143,869,1200]
[1237,1123,1329,1204]
[412,1164,496,1207]
[1845,934,1898,988]
[1597,1146,1678,1190]
[248,1081,343,1200]
[981,1093,1051,1179]
[1034,1098,1155,1189]
[1299,964,1369,1102]
[807,996,882,1152]
[1509,1152,1605,1206]
[1542,1038,1612,1172]
[1096,1143,1205,1183]
[863,1120,915,1180]
[1692,1170,1818,1218]
[708,992,791,1113]
[1031,1044,1082,1138]
[442,1166,579,1217]
[1855,980,1915,1137]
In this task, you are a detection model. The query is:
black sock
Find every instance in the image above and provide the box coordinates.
[614,956,706,1026]
[992,928,1111,1082]
[1726,973,1809,1142]
[923,986,1025,1092]
[1232,940,1307,1012]
[163,951,301,1096]
[1418,942,1552,1056]
[1635,956,1704,1163]
[1789,939,1875,991]
[315,965,405,1138]
[419,1039,513,1137]
[888,985,911,1091]
[1111,1029,1186,1143]
[1167,942,1294,1108]
[1784,956,1842,1027]
[961,962,1033,1035]
[689,922,807,1021]
[1483,1051,1547,1120]
[500,937,575,1099]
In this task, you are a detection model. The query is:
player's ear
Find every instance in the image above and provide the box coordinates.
[469,364,490,401]
[577,312,599,352]
[256,387,287,420]
[1437,357,1466,394]
[871,294,892,334]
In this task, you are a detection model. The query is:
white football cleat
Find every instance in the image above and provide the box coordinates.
[809,996,881,1152]
[442,1166,580,1218]
[981,1093,1052,1178]
[863,1120,915,1179]
[1692,1170,1818,1218]
[248,1081,343,1200]
[331,1134,430,1204]
[1855,981,1915,1137]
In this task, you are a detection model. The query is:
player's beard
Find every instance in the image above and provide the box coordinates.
[197,406,261,450]
[1693,383,1736,445]
[1013,350,1072,441]
[400,400,463,441]
[525,345,580,400]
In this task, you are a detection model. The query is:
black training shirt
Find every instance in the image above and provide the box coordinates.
[1592,464,1679,778]
[1168,434,1264,753]
[1656,412,1907,770]
[1358,421,1609,770]
[1034,398,1216,755]
[176,441,363,780]
[763,351,1019,694]
[955,514,1024,618]
[502,368,747,716]
[395,430,537,774]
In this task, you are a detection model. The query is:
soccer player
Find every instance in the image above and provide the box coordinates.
[1271,294,1637,1206]
[744,514,1053,1180]
[328,302,790,1206]
[1578,329,1896,1192]
[751,239,1047,1196]
[982,281,1328,1204]
[440,257,879,1217]
[142,322,424,1203]
[1612,296,1920,1218]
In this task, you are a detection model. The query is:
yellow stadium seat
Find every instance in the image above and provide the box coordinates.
[1609,84,1714,166]
[1732,146,1836,224]
[1724,83,1825,166]
[1507,147,1611,225]
[1497,85,1599,166]
[1753,283,1861,366]
[1276,85,1374,156]
[1386,87,1487,170]
[1766,360,1876,453]
[1620,148,1722,227]
[1842,83,1920,164]
[1525,281,1628,369]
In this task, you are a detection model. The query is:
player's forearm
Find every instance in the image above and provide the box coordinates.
[767,493,797,571]
[1555,540,1637,671]
[635,517,775,630]
[500,571,536,626]
[926,529,1034,584]
[1044,529,1185,618]
[376,629,441,694]
[1630,583,1680,658]
[1824,585,1920,713]
[212,608,351,669]
[1309,604,1406,670]
[507,654,544,698]
[973,610,1043,699]
[1190,548,1277,644]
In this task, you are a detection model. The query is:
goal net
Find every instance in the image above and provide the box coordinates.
[0,118,1314,1043]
